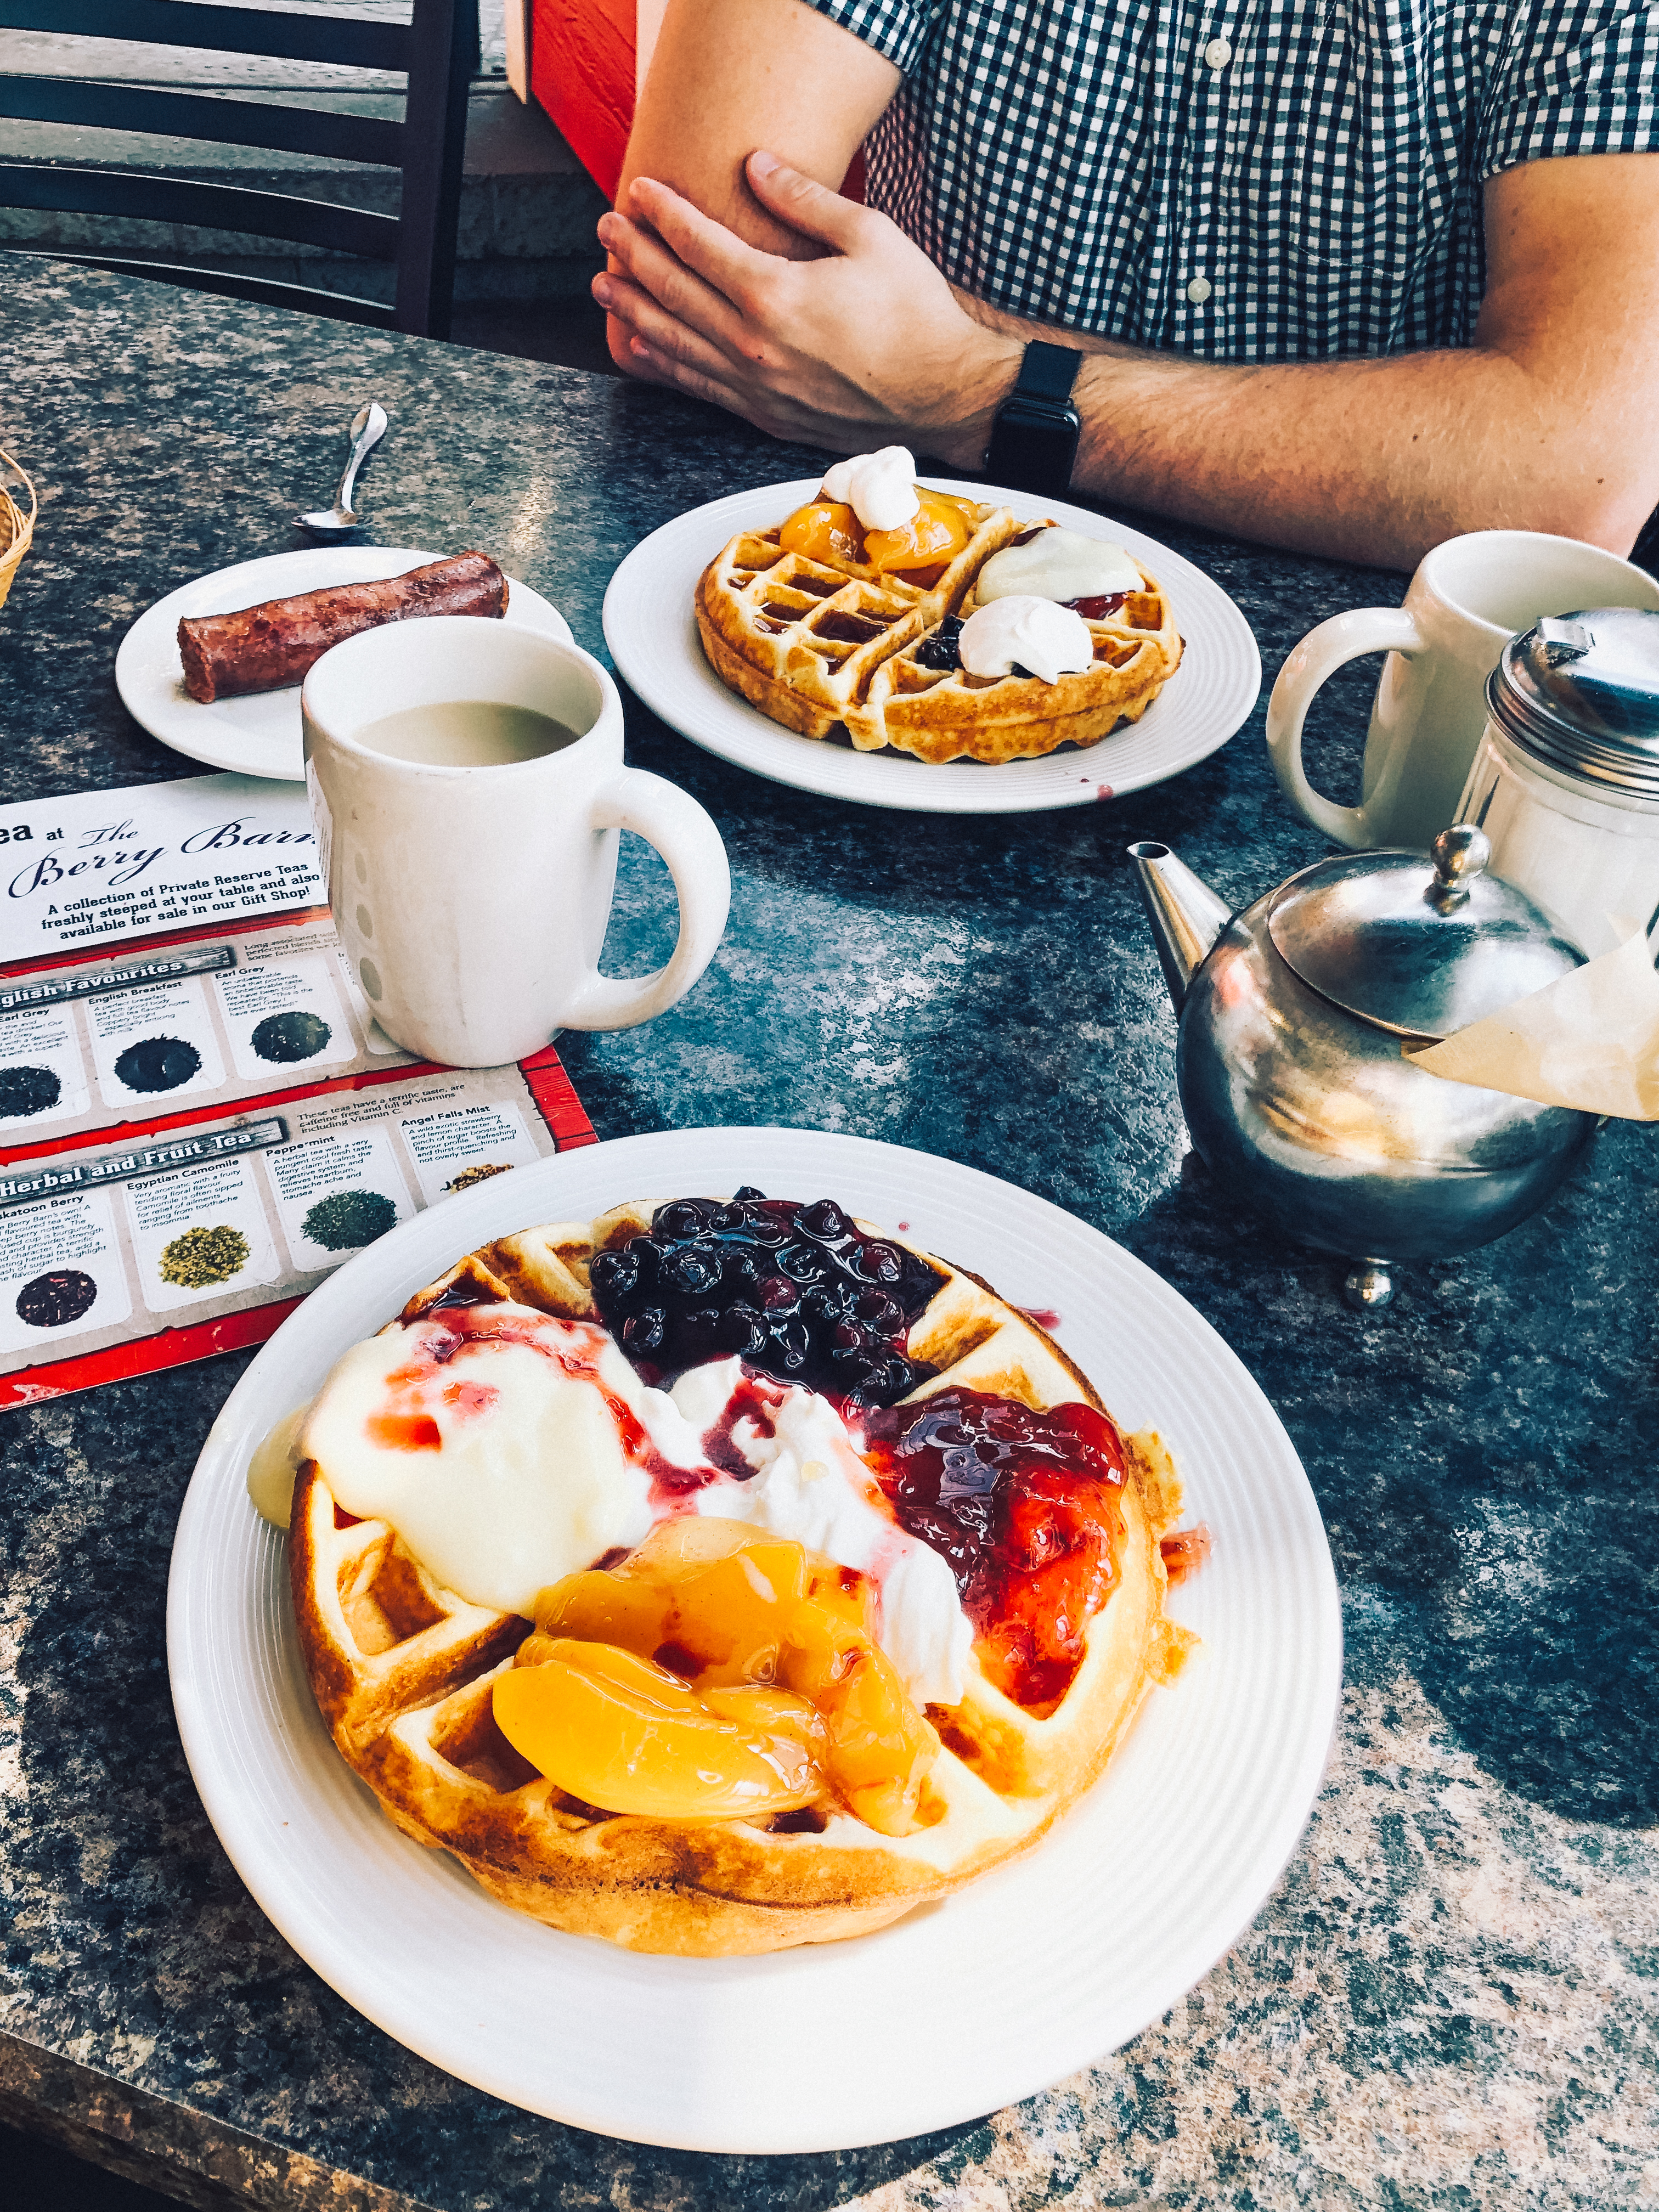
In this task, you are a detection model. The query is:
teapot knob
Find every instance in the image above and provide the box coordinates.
[1427,824,1490,912]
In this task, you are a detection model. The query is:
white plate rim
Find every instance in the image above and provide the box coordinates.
[602,478,1261,815]
[167,1126,1341,2154]
[116,547,574,782]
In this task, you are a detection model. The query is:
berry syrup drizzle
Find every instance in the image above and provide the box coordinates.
[366,1304,710,1504]
[696,1370,787,1479]
[860,1387,1131,1713]
[589,1188,945,1411]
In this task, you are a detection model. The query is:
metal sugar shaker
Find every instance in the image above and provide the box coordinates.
[1457,605,1659,957]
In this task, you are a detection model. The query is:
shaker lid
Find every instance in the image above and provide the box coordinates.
[1267,826,1583,1041]
[1488,605,1659,796]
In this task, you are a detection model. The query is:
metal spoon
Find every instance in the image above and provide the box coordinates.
[296,401,389,537]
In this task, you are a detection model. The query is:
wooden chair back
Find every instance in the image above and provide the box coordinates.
[0,0,479,336]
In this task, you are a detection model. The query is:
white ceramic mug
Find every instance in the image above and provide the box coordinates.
[1266,531,1659,850]
[302,618,730,1066]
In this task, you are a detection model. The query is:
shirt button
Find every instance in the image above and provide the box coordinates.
[1187,276,1213,303]
[1205,36,1232,66]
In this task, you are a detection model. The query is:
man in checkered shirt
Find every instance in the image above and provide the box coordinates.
[593,0,1659,567]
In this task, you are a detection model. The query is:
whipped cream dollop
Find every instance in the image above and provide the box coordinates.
[975,525,1142,605]
[958,596,1095,685]
[291,1305,709,1615]
[820,446,920,533]
[256,1311,974,1703]
[671,1358,973,1706]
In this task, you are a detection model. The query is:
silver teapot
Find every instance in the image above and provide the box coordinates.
[1128,827,1597,1307]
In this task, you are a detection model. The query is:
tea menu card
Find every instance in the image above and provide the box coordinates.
[0,777,595,1406]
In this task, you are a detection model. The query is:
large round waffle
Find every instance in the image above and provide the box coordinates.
[695,509,1015,744]
[695,508,1182,763]
[289,1203,1195,1956]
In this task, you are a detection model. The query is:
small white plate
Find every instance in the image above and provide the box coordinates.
[168,1127,1340,2153]
[602,479,1261,814]
[116,547,574,782]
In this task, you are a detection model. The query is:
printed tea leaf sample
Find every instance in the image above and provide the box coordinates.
[251,1010,332,1064]
[160,1224,251,1288]
[0,1064,61,1118]
[303,1188,398,1251]
[16,1269,97,1327]
[115,1035,202,1093]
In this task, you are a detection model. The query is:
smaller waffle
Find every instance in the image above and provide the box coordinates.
[695,510,1016,744]
[843,568,1184,763]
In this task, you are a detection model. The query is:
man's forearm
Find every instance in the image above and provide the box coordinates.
[950,297,1640,569]
[1076,343,1629,570]
[948,157,1659,569]
[599,145,1659,566]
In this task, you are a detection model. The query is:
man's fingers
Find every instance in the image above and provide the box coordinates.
[744,151,868,252]
[624,178,794,323]
[593,272,749,387]
[599,211,757,358]
[627,338,764,419]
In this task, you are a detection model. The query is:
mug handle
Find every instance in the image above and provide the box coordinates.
[1265,606,1424,849]
[561,767,732,1030]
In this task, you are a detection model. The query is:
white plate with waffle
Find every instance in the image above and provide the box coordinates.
[117,547,572,782]
[169,1128,1340,2152]
[603,481,1261,813]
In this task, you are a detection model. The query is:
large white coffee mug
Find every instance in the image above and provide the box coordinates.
[302,617,730,1066]
[1266,530,1659,850]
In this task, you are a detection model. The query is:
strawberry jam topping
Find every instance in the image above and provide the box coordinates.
[1066,591,1129,619]
[860,1389,1128,1713]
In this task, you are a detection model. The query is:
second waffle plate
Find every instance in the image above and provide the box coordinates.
[603,478,1261,813]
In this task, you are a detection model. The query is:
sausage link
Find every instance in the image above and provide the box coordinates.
[178,551,510,704]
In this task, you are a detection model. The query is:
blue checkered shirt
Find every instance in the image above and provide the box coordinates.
[805,0,1659,360]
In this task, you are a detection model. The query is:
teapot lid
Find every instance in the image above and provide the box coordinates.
[1488,606,1659,797]
[1267,826,1583,1041]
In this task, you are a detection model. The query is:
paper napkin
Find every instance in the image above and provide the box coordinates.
[1403,927,1659,1121]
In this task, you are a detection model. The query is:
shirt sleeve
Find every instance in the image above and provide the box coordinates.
[1479,0,1659,177]
[797,0,943,78]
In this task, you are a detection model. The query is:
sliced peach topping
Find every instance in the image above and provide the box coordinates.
[778,498,865,569]
[492,1639,823,1822]
[862,490,973,578]
[778,488,976,582]
[492,1517,939,1833]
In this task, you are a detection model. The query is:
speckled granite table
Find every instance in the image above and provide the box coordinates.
[0,261,1654,2212]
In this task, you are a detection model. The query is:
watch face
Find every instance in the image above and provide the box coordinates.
[986,397,1081,499]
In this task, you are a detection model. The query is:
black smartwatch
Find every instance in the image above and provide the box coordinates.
[985,341,1082,496]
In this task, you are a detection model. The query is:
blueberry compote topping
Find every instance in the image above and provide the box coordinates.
[915,616,963,671]
[588,1188,946,1408]
[915,618,1040,681]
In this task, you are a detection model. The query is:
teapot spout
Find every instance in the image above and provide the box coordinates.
[1126,842,1233,1013]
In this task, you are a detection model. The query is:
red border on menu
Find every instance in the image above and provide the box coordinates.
[0,904,599,1408]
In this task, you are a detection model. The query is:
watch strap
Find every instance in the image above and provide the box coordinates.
[985,339,1083,497]
[1012,340,1082,406]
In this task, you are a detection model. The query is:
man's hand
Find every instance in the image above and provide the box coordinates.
[600,112,1659,567]
[596,154,1022,462]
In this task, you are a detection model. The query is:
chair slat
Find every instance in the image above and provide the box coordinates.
[1,245,398,327]
[0,3,410,72]
[0,77,405,167]
[395,0,469,339]
[0,0,475,338]
[0,165,398,261]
